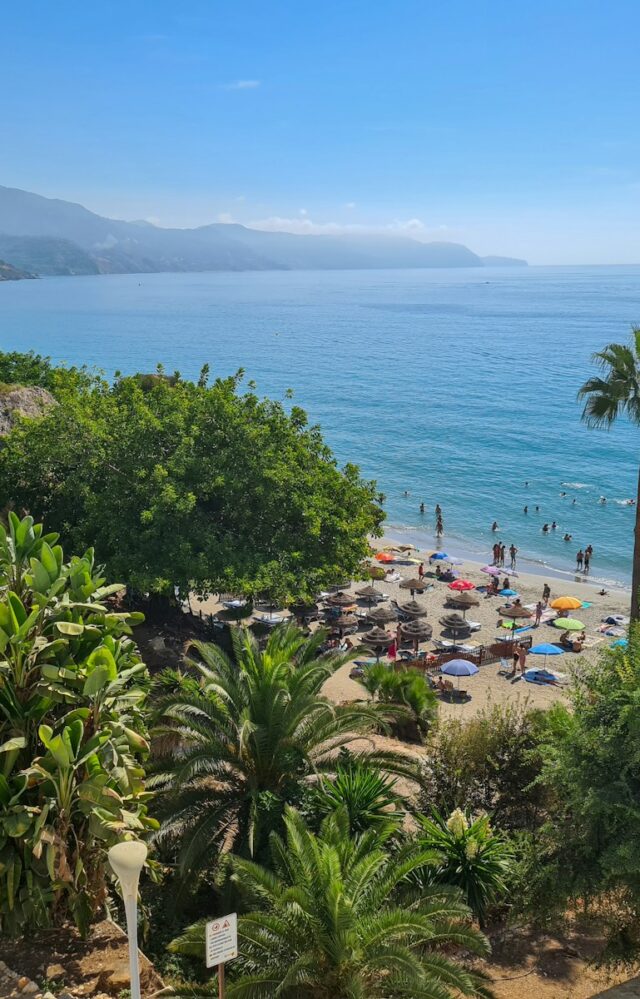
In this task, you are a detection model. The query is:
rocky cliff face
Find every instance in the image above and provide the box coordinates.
[0,259,36,280]
[0,385,56,435]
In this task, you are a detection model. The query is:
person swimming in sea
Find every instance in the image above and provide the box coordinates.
[599,496,607,504]
[491,521,499,531]
[551,521,557,529]
[419,502,425,514]
[563,533,572,541]
[542,523,549,533]
[523,506,528,514]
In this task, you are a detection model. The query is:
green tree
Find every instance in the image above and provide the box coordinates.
[0,358,382,601]
[415,808,513,927]
[169,807,491,999]
[578,330,640,619]
[151,625,414,875]
[0,513,154,935]
[534,628,640,957]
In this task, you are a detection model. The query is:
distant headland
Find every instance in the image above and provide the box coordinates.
[0,185,527,277]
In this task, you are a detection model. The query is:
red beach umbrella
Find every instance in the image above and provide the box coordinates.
[375,552,395,564]
[448,579,475,592]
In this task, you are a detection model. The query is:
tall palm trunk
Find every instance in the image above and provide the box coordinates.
[633,465,640,622]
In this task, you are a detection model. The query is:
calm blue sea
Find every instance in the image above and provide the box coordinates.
[1,266,639,586]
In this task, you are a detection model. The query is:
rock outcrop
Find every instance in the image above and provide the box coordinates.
[0,385,56,435]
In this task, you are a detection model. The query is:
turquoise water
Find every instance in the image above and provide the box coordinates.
[1,265,638,586]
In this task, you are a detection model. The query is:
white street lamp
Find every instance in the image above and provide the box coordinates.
[108,841,148,999]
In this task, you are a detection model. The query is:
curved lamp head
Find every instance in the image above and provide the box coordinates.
[108,840,148,899]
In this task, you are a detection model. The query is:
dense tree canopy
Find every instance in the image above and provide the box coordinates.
[0,354,383,599]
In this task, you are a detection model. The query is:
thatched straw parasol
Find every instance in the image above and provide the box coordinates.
[448,591,480,608]
[398,600,427,618]
[332,613,358,630]
[355,584,383,605]
[499,605,533,620]
[400,620,433,641]
[362,626,393,646]
[399,577,429,594]
[326,591,356,608]
[367,605,397,625]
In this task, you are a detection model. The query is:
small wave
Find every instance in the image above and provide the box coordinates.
[561,481,593,490]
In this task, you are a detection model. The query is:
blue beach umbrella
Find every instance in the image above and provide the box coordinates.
[529,643,564,666]
[441,658,479,691]
[430,551,449,561]
[500,588,518,597]
[441,659,479,676]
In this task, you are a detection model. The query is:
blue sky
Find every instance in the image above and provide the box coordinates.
[1,1,639,263]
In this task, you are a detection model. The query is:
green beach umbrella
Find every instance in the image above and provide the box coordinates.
[552,617,584,631]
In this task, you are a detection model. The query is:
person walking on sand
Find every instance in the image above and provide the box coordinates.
[418,561,425,579]
[518,644,528,674]
[509,544,518,569]
[542,582,551,603]
[576,548,584,571]
[535,600,543,626]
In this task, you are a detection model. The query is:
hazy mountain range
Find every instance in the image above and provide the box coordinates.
[0,185,527,276]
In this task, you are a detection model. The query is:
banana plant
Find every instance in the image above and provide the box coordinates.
[0,515,154,936]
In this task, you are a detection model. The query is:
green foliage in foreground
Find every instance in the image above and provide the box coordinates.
[169,807,491,999]
[0,354,383,600]
[0,514,154,935]
[535,627,640,958]
[151,624,415,876]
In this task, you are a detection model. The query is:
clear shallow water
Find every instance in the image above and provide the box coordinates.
[1,265,639,586]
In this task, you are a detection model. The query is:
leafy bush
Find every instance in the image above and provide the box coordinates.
[0,513,154,935]
[534,629,640,958]
[419,701,549,831]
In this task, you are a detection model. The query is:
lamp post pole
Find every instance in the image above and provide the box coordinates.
[108,841,148,999]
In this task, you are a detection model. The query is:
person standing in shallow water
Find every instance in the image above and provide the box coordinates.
[509,544,518,569]
[500,543,506,567]
[576,549,584,570]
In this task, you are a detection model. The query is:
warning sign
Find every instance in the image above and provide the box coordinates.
[205,912,238,968]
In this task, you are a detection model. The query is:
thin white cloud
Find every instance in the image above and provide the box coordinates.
[222,79,261,90]
[344,201,356,209]
[247,214,447,240]
[216,212,235,223]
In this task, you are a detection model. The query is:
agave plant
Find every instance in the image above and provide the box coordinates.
[0,514,154,935]
[151,624,417,875]
[169,807,491,998]
[415,808,513,926]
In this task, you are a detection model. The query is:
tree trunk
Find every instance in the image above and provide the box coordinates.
[632,465,640,623]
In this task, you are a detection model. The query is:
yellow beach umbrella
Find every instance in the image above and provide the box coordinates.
[550,596,583,611]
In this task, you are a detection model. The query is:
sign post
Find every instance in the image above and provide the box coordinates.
[206,913,238,999]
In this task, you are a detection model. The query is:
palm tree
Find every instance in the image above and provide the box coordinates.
[169,807,491,998]
[309,759,403,835]
[151,624,417,874]
[578,330,640,620]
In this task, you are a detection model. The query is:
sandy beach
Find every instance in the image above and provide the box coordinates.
[191,533,631,723]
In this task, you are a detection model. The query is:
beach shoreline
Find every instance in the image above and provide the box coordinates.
[378,525,632,596]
